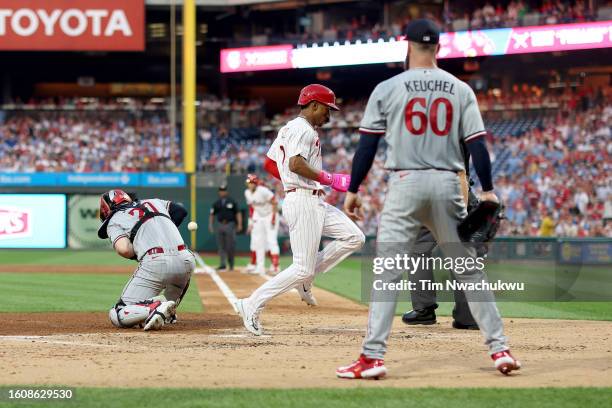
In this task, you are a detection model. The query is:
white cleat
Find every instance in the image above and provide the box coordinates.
[143,313,164,331]
[244,264,256,273]
[250,267,266,276]
[297,283,318,306]
[144,300,176,331]
[235,299,263,336]
[492,350,522,375]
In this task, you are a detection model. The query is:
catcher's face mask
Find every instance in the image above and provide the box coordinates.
[99,189,132,221]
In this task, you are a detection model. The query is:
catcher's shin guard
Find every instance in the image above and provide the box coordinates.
[109,304,151,328]
[108,298,164,328]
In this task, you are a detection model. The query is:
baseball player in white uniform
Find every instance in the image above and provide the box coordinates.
[337,20,521,378]
[267,204,281,274]
[97,189,195,331]
[244,174,280,275]
[235,84,365,335]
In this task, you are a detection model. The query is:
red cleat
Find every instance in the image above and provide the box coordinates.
[336,354,387,380]
[492,350,521,375]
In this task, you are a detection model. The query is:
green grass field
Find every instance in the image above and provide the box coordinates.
[0,250,134,266]
[1,250,609,319]
[0,272,203,313]
[1,387,611,408]
[1,250,610,407]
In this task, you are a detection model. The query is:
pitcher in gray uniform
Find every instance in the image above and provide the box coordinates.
[97,189,195,331]
[336,19,521,379]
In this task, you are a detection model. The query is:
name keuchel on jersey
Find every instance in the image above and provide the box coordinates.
[405,80,455,95]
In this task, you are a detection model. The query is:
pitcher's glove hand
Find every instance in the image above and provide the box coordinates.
[458,200,504,256]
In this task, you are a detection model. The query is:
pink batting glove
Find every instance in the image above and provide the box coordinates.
[331,173,351,192]
[318,171,350,192]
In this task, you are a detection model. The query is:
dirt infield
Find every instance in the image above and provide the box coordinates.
[1,268,612,388]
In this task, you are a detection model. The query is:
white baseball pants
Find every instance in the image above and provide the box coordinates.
[246,189,365,312]
[250,214,280,270]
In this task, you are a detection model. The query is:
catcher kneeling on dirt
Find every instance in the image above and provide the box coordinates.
[97,189,195,331]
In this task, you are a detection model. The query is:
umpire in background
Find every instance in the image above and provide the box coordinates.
[402,139,479,330]
[209,184,242,272]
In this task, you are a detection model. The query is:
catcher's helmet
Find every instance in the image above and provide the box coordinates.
[99,189,132,221]
[246,173,260,185]
[297,84,339,111]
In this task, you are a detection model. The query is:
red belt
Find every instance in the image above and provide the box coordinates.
[146,244,187,256]
[285,188,323,195]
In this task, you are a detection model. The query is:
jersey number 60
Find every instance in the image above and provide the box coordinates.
[405,97,453,136]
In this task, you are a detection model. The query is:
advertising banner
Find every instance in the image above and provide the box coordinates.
[0,173,58,186]
[0,194,66,248]
[57,172,140,187]
[141,172,187,187]
[0,0,144,51]
[220,21,612,72]
[220,44,294,73]
[558,240,612,265]
[68,195,109,249]
[0,172,185,187]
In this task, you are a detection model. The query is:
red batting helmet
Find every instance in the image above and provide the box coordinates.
[297,84,339,111]
[99,189,132,221]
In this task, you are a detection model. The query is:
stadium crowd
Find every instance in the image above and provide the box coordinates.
[444,0,597,31]
[0,111,177,173]
[0,86,610,237]
[236,0,606,46]
[0,96,265,173]
[207,86,612,238]
[492,99,611,237]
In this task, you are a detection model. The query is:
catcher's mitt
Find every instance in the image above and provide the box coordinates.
[457,200,504,256]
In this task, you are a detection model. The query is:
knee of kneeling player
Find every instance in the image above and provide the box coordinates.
[108,305,149,328]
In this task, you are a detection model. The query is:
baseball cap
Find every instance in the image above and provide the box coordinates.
[405,19,440,44]
[219,183,228,191]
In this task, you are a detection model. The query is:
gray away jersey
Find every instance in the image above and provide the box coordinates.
[106,198,185,258]
[359,68,486,171]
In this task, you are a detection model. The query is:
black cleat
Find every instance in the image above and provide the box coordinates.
[402,307,437,325]
[452,320,479,330]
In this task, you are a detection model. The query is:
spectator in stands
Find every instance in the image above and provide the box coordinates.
[574,187,589,215]
[539,211,556,236]
[555,213,579,237]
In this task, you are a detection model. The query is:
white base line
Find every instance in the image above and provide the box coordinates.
[0,336,115,348]
[208,333,271,339]
[193,252,239,313]
[192,253,297,308]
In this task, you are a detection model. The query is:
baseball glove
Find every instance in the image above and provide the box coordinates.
[457,200,504,256]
